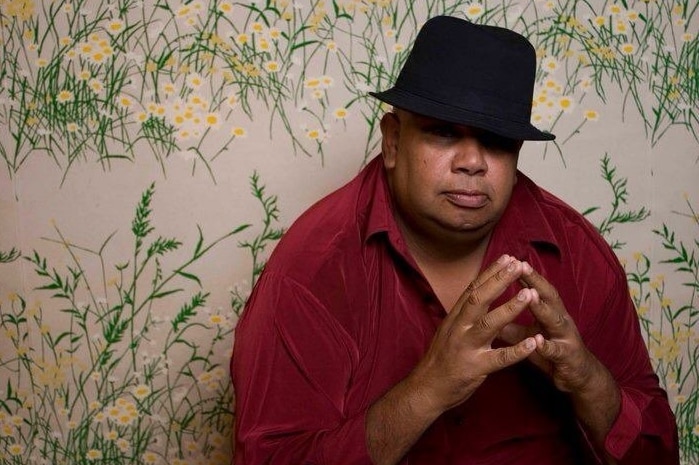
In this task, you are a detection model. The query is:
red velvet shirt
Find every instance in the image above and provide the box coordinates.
[231,156,678,465]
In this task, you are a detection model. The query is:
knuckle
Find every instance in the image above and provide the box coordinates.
[465,290,483,307]
[475,314,494,333]
[495,268,510,283]
[494,348,513,368]
[505,298,523,315]
[547,288,562,304]
[552,313,569,329]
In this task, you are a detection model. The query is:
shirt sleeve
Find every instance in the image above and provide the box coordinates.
[581,262,679,464]
[231,272,374,465]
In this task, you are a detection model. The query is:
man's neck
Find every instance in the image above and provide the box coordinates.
[398,223,493,311]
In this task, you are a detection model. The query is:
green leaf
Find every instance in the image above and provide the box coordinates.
[175,270,202,287]
[132,183,156,243]
[291,40,319,51]
[581,206,600,217]
[152,289,183,299]
[172,292,208,332]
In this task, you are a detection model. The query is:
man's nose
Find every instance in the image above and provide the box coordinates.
[451,137,487,175]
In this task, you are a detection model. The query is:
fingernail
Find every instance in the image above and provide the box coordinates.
[522,262,532,274]
[507,260,517,272]
[499,254,511,264]
[525,338,536,350]
[517,289,528,301]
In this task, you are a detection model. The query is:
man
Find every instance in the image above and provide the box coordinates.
[231,16,678,465]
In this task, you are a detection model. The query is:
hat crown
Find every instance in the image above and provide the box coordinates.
[371,16,554,141]
[399,17,536,114]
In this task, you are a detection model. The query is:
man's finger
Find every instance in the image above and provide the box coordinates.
[454,259,525,326]
[469,288,534,344]
[520,264,573,337]
[488,336,537,370]
[534,333,566,363]
[451,255,512,308]
[445,255,514,325]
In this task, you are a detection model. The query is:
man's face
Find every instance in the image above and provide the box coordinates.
[381,109,522,244]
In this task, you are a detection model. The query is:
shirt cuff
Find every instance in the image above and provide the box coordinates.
[321,409,373,465]
[604,389,643,460]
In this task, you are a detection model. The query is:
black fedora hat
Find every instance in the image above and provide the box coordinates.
[370,16,555,141]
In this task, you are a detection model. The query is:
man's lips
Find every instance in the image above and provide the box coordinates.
[444,190,489,208]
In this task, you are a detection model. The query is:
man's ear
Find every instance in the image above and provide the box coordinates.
[513,140,524,185]
[380,112,400,169]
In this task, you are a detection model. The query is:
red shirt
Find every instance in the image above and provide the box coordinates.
[231,156,678,465]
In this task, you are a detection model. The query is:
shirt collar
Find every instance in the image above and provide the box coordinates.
[361,156,403,245]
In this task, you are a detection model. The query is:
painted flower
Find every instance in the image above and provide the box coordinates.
[204,113,221,128]
[142,451,159,464]
[593,15,606,27]
[117,94,133,109]
[56,90,74,103]
[186,73,203,89]
[306,128,325,141]
[557,96,575,113]
[613,20,628,35]
[584,110,599,121]
[465,2,484,20]
[85,449,102,462]
[162,82,176,95]
[541,56,559,73]
[608,3,624,15]
[89,78,104,93]
[620,43,635,55]
[218,1,233,14]
[264,61,280,73]
[116,438,130,452]
[226,93,238,108]
[304,77,321,89]
[333,108,349,119]
[135,111,149,123]
[107,19,124,33]
[250,22,265,34]
[8,443,23,456]
[231,126,247,138]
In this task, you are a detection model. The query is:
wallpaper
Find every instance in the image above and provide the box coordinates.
[0,0,697,464]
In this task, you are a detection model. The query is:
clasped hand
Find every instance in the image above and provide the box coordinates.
[412,254,602,415]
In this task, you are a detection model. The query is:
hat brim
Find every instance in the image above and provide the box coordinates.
[370,88,555,141]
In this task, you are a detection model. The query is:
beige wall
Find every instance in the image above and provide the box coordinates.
[1,1,698,463]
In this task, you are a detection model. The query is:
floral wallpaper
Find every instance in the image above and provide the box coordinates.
[0,1,697,464]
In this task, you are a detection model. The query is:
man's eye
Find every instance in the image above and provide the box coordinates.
[478,132,519,151]
[428,126,458,138]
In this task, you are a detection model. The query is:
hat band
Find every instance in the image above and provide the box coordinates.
[386,85,533,125]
